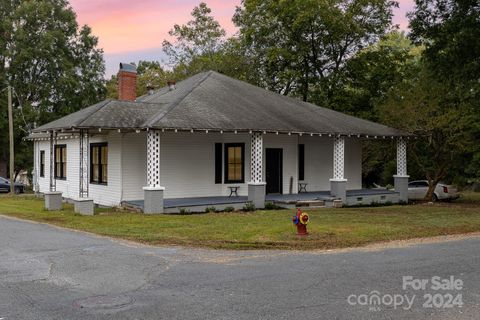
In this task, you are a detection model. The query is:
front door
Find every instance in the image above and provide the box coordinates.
[266,148,283,194]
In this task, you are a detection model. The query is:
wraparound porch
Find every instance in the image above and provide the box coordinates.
[34,129,409,214]
[138,130,409,213]
[124,189,400,213]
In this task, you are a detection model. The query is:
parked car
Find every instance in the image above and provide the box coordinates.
[0,177,25,194]
[408,180,459,201]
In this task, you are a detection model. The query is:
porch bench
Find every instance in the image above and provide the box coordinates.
[298,182,308,193]
[228,186,240,197]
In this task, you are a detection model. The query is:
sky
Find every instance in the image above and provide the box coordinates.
[69,0,415,78]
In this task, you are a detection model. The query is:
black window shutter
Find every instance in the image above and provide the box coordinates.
[215,143,222,184]
[298,144,305,181]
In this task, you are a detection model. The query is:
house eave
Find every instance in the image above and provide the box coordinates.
[28,125,413,141]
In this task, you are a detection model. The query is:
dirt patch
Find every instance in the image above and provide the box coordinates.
[314,231,480,254]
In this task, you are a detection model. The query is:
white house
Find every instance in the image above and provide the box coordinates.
[29,63,410,214]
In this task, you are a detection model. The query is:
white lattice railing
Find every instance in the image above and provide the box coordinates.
[147,130,161,187]
[79,130,89,198]
[250,132,263,183]
[333,136,345,180]
[397,138,407,176]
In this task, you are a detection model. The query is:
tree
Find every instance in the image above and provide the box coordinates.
[159,2,253,84]
[408,0,480,186]
[378,64,475,200]
[409,0,480,83]
[337,31,422,120]
[0,0,105,178]
[135,61,168,96]
[233,0,397,104]
[105,60,168,99]
[335,32,422,186]
[106,3,251,97]
[162,2,226,75]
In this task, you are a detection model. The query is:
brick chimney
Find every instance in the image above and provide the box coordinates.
[117,63,137,101]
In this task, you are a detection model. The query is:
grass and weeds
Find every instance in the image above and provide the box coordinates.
[0,193,479,250]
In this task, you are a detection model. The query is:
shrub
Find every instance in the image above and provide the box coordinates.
[205,206,217,213]
[179,208,191,215]
[243,201,255,212]
[224,206,235,212]
[264,201,281,210]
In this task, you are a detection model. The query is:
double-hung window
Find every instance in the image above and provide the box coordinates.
[90,143,108,184]
[54,145,67,179]
[40,150,45,177]
[224,143,245,183]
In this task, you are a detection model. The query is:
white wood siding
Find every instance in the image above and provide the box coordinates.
[88,132,122,206]
[35,132,363,205]
[37,138,80,199]
[160,133,301,198]
[121,132,147,201]
[37,141,49,193]
[160,132,251,198]
[299,136,362,191]
[36,132,123,207]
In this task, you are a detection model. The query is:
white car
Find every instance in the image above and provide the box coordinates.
[408,180,459,201]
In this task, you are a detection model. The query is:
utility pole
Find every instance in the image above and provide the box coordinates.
[8,85,14,195]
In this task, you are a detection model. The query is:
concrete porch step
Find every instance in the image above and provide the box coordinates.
[121,201,143,212]
[295,205,326,210]
[296,200,325,207]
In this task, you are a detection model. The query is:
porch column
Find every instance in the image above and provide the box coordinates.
[74,129,94,215]
[394,138,409,203]
[330,136,347,203]
[143,130,165,214]
[44,130,62,211]
[248,132,266,209]
[33,140,40,194]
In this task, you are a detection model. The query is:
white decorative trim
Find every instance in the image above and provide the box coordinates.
[329,178,348,182]
[49,131,57,192]
[396,138,407,176]
[142,186,165,191]
[393,175,410,178]
[79,130,89,198]
[250,132,263,183]
[147,130,161,188]
[333,136,345,180]
[33,140,40,192]
[248,182,267,186]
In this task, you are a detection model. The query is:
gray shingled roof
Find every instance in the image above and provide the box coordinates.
[33,71,408,137]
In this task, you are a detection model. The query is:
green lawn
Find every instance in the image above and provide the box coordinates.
[1,194,480,250]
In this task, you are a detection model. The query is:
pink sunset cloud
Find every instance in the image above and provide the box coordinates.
[68,0,416,76]
[70,0,239,54]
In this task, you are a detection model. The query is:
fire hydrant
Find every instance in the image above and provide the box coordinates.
[292,208,309,236]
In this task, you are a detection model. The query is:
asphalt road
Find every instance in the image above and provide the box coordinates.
[0,216,479,320]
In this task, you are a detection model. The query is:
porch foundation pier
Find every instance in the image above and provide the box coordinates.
[45,130,62,211]
[394,138,409,203]
[143,130,165,214]
[330,136,348,204]
[74,130,94,215]
[248,132,266,209]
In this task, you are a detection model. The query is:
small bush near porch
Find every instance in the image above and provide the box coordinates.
[1,194,480,250]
